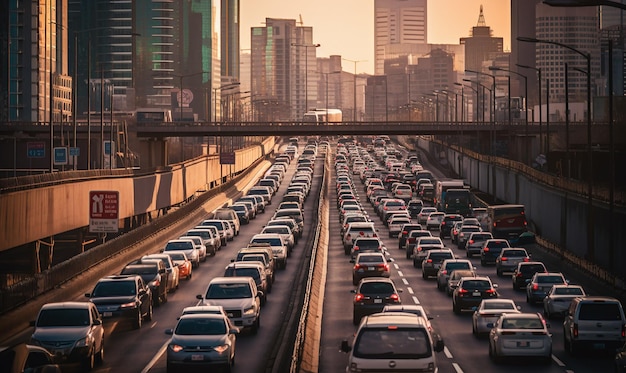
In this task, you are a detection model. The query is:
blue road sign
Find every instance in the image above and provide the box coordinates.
[70,147,80,156]
[53,147,68,165]
[27,142,45,158]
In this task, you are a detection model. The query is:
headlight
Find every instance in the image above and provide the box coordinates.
[75,337,89,348]
[243,306,256,315]
[212,344,229,354]
[169,344,184,353]
[120,301,137,309]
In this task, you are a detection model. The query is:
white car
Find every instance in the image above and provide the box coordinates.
[542,284,586,319]
[426,212,445,230]
[387,216,412,238]
[472,298,521,336]
[417,207,437,225]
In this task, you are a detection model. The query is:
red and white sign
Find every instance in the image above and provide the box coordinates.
[89,191,119,233]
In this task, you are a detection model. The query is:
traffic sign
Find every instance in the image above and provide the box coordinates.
[53,147,68,165]
[27,142,45,158]
[89,191,119,233]
[70,147,80,156]
[219,152,236,165]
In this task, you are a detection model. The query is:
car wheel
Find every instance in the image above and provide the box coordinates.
[453,302,461,315]
[95,340,104,365]
[406,250,411,259]
[252,315,260,335]
[567,337,578,355]
[134,310,142,329]
[512,282,518,291]
[353,313,360,325]
[480,259,486,266]
[466,251,470,258]
[83,347,95,371]
[436,282,443,291]
[526,293,531,304]
[145,302,153,321]
[543,307,551,320]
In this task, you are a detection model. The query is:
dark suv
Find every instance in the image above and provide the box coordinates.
[512,261,547,290]
[452,276,499,314]
[352,278,402,325]
[120,262,169,306]
[439,214,463,238]
[421,249,455,279]
[86,275,153,329]
[479,239,510,266]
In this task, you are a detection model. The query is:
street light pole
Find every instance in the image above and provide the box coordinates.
[517,64,543,154]
[343,58,366,122]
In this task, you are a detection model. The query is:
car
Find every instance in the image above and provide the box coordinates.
[456,226,483,251]
[488,313,552,364]
[196,277,262,334]
[393,184,413,202]
[120,262,168,306]
[234,247,275,284]
[343,222,377,254]
[439,214,463,238]
[542,284,586,319]
[165,313,238,372]
[177,235,206,265]
[403,229,432,259]
[381,304,434,332]
[436,259,475,291]
[239,195,265,215]
[563,296,626,355]
[223,262,268,305]
[260,224,295,252]
[246,186,272,205]
[230,203,252,224]
[452,276,499,314]
[29,302,105,370]
[212,208,241,236]
[388,215,412,238]
[352,278,402,325]
[163,239,200,269]
[350,237,385,259]
[421,249,455,279]
[450,221,463,245]
[407,199,424,218]
[351,252,390,285]
[412,237,444,267]
[472,298,521,336]
[165,251,192,280]
[85,275,153,329]
[272,208,305,234]
[340,313,444,371]
[525,272,568,304]
[198,219,232,245]
[0,343,61,373]
[185,228,218,256]
[446,269,477,296]
[512,261,547,290]
[249,233,288,269]
[426,212,445,230]
[480,239,511,266]
[267,217,302,240]
[495,247,531,276]
[465,232,493,258]
[140,254,180,292]
[397,223,423,250]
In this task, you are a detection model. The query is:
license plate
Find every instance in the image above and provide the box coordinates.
[593,343,605,349]
[103,312,112,317]
[368,267,375,271]
[191,354,204,361]
[517,341,529,347]
[374,298,382,303]
[472,291,481,296]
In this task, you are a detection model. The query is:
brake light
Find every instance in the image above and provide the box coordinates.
[417,247,423,252]
[523,257,530,262]
[346,234,351,240]
[501,257,508,261]
[373,233,377,237]
[353,246,360,252]
[390,293,400,302]
[483,247,489,252]
[516,272,523,277]
[441,270,448,275]
[355,293,364,302]
[532,284,539,291]
[621,325,625,338]
[402,230,407,235]
[458,288,468,294]
[486,289,496,294]
[353,264,362,270]
[441,222,446,226]
[468,240,474,244]
[573,323,579,337]
[426,259,433,263]
[381,264,389,271]
[384,207,388,210]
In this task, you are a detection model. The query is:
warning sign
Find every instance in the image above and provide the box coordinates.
[89,191,119,233]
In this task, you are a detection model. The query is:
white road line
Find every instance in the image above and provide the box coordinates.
[393,263,399,270]
[407,287,414,294]
[452,362,464,373]
[402,278,409,285]
[552,354,566,367]
[397,270,404,277]
[150,322,157,329]
[443,346,453,359]
[412,296,420,304]
[141,339,169,373]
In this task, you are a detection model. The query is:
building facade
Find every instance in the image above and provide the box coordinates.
[460,5,504,72]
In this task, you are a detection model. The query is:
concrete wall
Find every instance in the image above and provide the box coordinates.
[418,137,626,280]
[0,137,275,252]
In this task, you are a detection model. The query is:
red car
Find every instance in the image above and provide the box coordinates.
[166,252,193,280]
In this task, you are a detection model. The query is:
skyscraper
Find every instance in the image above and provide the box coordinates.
[460,5,503,72]
[374,0,428,75]
[221,0,240,80]
[510,0,541,102]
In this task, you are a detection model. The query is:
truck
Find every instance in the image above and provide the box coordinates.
[434,180,471,216]
[302,109,342,123]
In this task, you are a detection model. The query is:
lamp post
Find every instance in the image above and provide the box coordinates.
[291,42,320,116]
[517,64,543,155]
[517,35,594,259]
[343,58,366,122]
[423,92,439,122]
[489,66,530,164]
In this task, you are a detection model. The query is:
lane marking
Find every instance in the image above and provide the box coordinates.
[150,322,157,329]
[393,263,399,270]
[452,362,464,373]
[397,270,404,277]
[412,296,420,304]
[407,287,414,294]
[552,354,566,367]
[444,346,453,359]
[402,278,409,285]
[141,339,169,373]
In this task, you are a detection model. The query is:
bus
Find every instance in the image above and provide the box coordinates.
[434,180,471,215]
[135,108,173,125]
[486,204,530,244]
[302,109,342,123]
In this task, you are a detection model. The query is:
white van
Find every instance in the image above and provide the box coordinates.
[341,312,444,372]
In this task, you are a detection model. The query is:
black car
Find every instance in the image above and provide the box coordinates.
[439,214,464,238]
[479,239,510,266]
[86,275,153,329]
[120,262,168,306]
[452,276,499,314]
[352,278,402,325]
[512,261,547,290]
[406,200,423,218]
[397,223,424,249]
[421,249,455,279]
[526,272,567,304]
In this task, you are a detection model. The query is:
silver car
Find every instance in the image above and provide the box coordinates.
[165,314,238,372]
[472,298,521,336]
[488,313,552,364]
[542,284,586,319]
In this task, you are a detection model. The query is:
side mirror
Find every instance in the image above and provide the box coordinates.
[340,340,352,353]
[196,294,203,300]
[85,293,91,298]
[93,319,102,326]
[493,284,499,288]
[165,329,174,335]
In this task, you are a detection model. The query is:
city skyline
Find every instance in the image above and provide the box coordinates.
[240,0,511,74]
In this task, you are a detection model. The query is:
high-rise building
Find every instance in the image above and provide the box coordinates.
[599,1,625,96]
[251,18,317,121]
[374,0,427,75]
[460,5,503,72]
[510,0,541,102]
[221,0,240,80]
[2,0,72,123]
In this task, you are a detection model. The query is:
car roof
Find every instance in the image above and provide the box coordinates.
[208,276,255,284]
[41,301,91,310]
[362,312,428,328]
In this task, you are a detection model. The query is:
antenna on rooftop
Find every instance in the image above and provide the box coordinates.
[298,14,304,26]
[477,5,486,27]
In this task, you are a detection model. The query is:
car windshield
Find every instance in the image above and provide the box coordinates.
[354,328,432,359]
[37,309,90,327]
[537,275,565,283]
[263,227,289,234]
[359,282,395,294]
[121,266,157,276]
[175,318,227,335]
[251,238,282,246]
[419,239,440,245]
[357,255,385,264]
[429,253,453,261]
[165,242,192,250]
[503,250,527,257]
[520,265,545,274]
[355,240,380,249]
[501,317,543,330]
[461,280,491,290]
[553,287,584,296]
[446,262,471,270]
[578,303,623,321]
[168,253,186,261]
[224,268,261,283]
[92,281,136,297]
[206,283,252,299]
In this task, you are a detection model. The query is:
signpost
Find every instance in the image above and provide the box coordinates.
[53,147,68,165]
[27,142,46,158]
[219,152,236,165]
[89,191,119,233]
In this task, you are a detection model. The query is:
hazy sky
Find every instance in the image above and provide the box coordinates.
[240,0,511,75]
